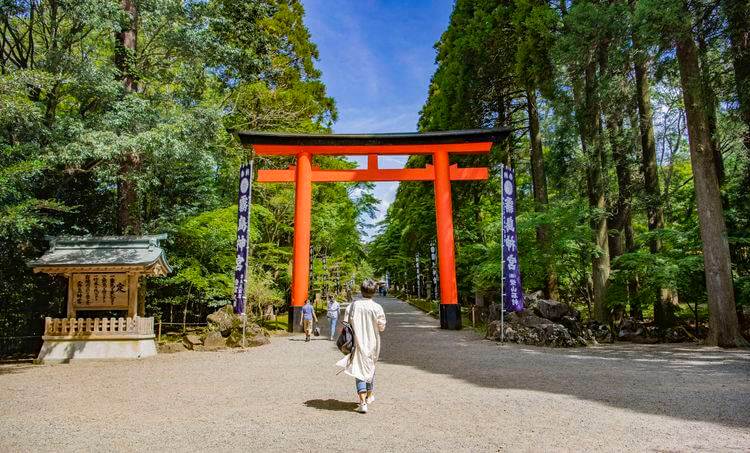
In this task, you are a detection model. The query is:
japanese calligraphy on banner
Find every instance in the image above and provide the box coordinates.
[233,162,253,315]
[502,166,525,312]
[71,273,129,309]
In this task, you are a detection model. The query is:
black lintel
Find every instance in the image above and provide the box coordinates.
[234,128,512,147]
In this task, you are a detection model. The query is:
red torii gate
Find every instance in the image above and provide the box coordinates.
[236,129,508,330]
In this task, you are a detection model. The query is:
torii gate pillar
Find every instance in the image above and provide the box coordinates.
[237,129,508,331]
[290,151,313,327]
[433,149,461,328]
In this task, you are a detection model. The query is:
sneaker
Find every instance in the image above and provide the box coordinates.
[356,403,368,414]
[366,394,375,404]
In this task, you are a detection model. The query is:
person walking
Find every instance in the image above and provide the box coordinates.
[300,299,317,342]
[336,280,386,414]
[326,296,340,341]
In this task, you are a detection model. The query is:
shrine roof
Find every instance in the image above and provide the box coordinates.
[235,128,511,147]
[29,235,172,274]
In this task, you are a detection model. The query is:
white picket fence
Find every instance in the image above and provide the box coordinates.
[44,317,154,337]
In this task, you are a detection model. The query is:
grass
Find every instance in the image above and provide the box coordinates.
[260,313,289,331]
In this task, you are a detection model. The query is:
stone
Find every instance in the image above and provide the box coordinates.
[263,305,276,321]
[537,299,572,321]
[542,323,575,347]
[226,324,270,348]
[525,290,544,302]
[182,334,202,350]
[586,321,613,343]
[663,326,692,343]
[37,338,156,363]
[207,305,239,336]
[158,342,186,353]
[203,331,227,350]
[559,316,581,337]
[619,317,636,331]
[618,326,644,341]
[514,311,553,328]
[630,335,660,344]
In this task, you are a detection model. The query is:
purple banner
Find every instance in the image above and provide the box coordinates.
[233,162,253,314]
[502,165,524,312]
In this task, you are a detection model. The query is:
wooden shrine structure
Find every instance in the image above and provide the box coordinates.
[236,129,508,330]
[29,235,171,362]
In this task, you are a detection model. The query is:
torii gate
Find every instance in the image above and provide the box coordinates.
[236,129,508,330]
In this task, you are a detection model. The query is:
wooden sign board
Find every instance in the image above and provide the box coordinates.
[71,273,130,310]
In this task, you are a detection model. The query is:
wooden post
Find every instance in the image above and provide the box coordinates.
[127,272,138,318]
[66,273,76,319]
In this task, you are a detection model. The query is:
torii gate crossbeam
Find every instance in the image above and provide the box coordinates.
[236,129,509,330]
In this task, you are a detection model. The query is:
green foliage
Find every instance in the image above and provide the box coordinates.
[373,0,750,333]
[0,0,367,351]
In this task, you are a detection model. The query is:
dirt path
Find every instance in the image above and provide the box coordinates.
[1,296,749,452]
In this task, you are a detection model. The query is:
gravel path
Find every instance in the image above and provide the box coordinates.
[1,296,749,452]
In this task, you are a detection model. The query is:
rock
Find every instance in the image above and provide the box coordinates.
[619,317,636,332]
[618,326,644,341]
[525,290,544,302]
[587,321,613,343]
[537,299,575,321]
[486,320,502,339]
[542,323,575,347]
[226,324,270,348]
[506,310,553,328]
[262,305,276,321]
[560,316,581,337]
[630,335,660,344]
[664,326,693,343]
[207,305,239,336]
[158,342,186,353]
[203,331,227,350]
[487,318,577,347]
[182,334,202,350]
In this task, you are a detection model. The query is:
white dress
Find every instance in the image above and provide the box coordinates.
[336,298,386,383]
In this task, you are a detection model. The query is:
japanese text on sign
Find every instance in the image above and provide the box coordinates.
[71,273,129,309]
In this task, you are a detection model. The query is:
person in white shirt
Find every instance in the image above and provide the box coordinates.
[336,280,386,414]
[326,296,340,341]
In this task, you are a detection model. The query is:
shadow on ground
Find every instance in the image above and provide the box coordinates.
[375,297,750,429]
[304,399,358,412]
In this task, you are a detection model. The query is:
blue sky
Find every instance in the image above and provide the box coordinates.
[302,0,454,238]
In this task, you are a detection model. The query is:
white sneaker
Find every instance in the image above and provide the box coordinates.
[366,394,375,404]
[356,403,368,413]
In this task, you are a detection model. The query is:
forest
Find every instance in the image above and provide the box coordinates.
[1,0,748,353]
[0,0,376,353]
[368,0,749,347]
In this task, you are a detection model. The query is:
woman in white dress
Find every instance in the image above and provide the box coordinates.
[336,280,386,414]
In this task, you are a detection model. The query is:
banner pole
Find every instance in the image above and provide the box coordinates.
[243,158,255,348]
[500,163,505,344]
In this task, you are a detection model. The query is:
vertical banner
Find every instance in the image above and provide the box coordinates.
[233,162,253,314]
[502,166,525,312]
[430,242,439,301]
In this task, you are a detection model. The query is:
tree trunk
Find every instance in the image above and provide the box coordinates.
[577,56,610,323]
[723,0,750,154]
[114,0,141,234]
[606,115,631,261]
[115,0,138,93]
[675,34,744,347]
[697,32,724,185]
[526,87,559,300]
[633,41,674,326]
